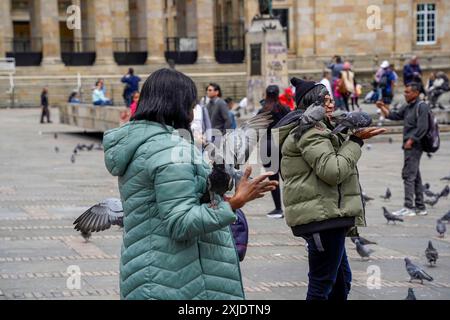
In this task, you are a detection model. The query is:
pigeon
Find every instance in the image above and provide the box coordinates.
[422,183,430,191]
[424,189,439,198]
[351,236,377,245]
[388,137,393,144]
[424,196,440,207]
[273,109,304,129]
[73,198,124,240]
[362,192,374,204]
[405,258,433,284]
[425,241,438,266]
[80,230,92,242]
[380,188,392,201]
[440,210,450,222]
[440,175,450,181]
[86,143,95,151]
[54,146,59,153]
[405,288,417,300]
[73,148,78,155]
[291,102,326,139]
[436,219,446,238]
[201,112,273,207]
[330,110,373,134]
[94,143,104,151]
[54,133,58,139]
[439,185,449,198]
[70,154,76,164]
[355,239,374,260]
[383,207,404,224]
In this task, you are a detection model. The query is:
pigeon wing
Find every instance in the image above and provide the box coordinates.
[73,198,123,232]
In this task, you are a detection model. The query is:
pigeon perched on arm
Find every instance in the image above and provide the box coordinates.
[351,236,377,245]
[380,188,392,201]
[405,288,417,300]
[330,110,372,134]
[404,258,433,284]
[291,102,326,139]
[355,239,375,260]
[383,207,403,224]
[425,241,438,266]
[436,219,446,238]
[73,198,124,241]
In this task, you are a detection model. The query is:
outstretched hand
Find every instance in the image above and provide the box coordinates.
[354,127,387,140]
[228,167,278,210]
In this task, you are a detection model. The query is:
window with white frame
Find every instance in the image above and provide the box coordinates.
[416,3,437,44]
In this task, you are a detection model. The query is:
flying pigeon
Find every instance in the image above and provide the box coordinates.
[425,241,438,266]
[73,198,124,241]
[405,288,417,300]
[330,110,372,134]
[440,210,450,222]
[380,188,392,201]
[201,112,273,207]
[440,174,450,181]
[405,258,433,284]
[351,236,377,245]
[383,207,404,224]
[436,219,446,238]
[355,239,374,260]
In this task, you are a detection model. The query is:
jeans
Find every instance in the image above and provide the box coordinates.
[93,100,112,106]
[402,147,425,210]
[302,227,352,300]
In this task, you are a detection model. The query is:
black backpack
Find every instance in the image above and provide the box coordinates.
[417,102,440,153]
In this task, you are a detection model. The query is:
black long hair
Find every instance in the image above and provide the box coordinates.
[131,68,197,132]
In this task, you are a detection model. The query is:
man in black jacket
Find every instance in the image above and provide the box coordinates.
[40,87,52,124]
[376,82,429,217]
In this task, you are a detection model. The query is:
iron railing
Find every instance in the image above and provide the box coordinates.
[4,37,42,53]
[113,38,147,52]
[214,22,245,51]
[60,38,96,53]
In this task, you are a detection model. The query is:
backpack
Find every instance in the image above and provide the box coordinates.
[379,73,389,89]
[417,102,440,153]
[230,208,249,262]
[338,78,349,95]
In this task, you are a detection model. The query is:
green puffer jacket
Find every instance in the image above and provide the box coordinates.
[103,120,245,300]
[276,120,366,236]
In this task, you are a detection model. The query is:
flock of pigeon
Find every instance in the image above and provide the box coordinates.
[53,132,103,163]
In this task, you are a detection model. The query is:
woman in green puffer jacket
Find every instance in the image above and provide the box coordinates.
[277,78,386,300]
[103,68,278,300]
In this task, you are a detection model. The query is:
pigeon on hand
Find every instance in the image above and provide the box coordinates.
[355,239,375,260]
[351,236,377,245]
[201,112,273,207]
[380,188,392,201]
[73,198,124,241]
[330,110,373,134]
[439,185,449,198]
[440,210,450,222]
[424,196,440,207]
[440,174,450,181]
[383,207,404,224]
[425,241,438,266]
[405,257,433,284]
[436,219,446,238]
[405,288,417,300]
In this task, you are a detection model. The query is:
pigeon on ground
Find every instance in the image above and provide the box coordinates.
[86,143,95,151]
[424,196,440,207]
[330,110,373,134]
[436,219,446,238]
[380,188,392,201]
[355,239,375,260]
[424,188,439,198]
[388,137,393,144]
[70,154,76,164]
[73,198,124,241]
[54,146,59,153]
[73,148,78,155]
[440,210,450,222]
[440,175,450,181]
[405,258,433,284]
[54,133,58,139]
[439,185,449,198]
[351,236,377,245]
[383,207,404,224]
[201,112,273,207]
[422,183,430,191]
[405,288,417,300]
[425,241,438,266]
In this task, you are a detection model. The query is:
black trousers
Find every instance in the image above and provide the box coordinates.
[302,227,352,300]
[402,147,425,210]
[40,106,50,123]
[268,172,282,210]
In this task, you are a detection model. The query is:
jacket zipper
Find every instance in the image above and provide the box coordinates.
[337,184,342,209]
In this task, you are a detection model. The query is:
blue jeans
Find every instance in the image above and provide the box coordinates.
[302,227,352,300]
[93,100,112,106]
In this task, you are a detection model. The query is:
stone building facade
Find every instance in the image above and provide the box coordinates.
[0,0,449,106]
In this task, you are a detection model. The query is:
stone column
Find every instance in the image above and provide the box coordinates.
[394,0,413,55]
[113,0,131,51]
[295,0,315,59]
[145,0,166,64]
[0,0,13,57]
[94,0,115,65]
[244,0,259,30]
[35,0,62,65]
[196,0,215,63]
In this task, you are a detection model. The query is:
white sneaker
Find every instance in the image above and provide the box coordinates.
[416,210,428,216]
[393,208,415,216]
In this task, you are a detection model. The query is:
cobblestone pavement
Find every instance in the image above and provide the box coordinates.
[0,108,449,300]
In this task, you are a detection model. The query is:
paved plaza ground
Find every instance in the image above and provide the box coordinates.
[0,107,449,300]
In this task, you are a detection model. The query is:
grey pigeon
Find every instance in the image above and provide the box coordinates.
[440,210,450,222]
[86,143,95,151]
[440,174,450,181]
[273,109,304,129]
[292,102,326,139]
[380,188,392,201]
[54,133,58,139]
[405,257,433,284]
[439,185,449,198]
[351,236,377,245]
[355,239,374,260]
[436,219,446,238]
[424,196,440,207]
[70,154,76,164]
[388,137,393,144]
[422,183,430,191]
[54,146,59,153]
[73,198,124,239]
[330,110,372,134]
[425,241,438,266]
[362,192,374,204]
[383,207,404,224]
[405,288,417,300]
[80,230,91,242]
[424,188,439,198]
